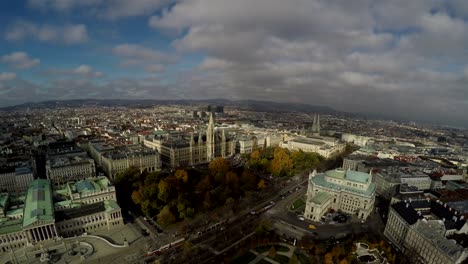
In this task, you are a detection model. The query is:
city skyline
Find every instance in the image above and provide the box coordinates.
[1,0,468,127]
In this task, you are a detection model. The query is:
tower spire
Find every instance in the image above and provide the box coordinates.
[316,114,320,135]
[206,112,215,161]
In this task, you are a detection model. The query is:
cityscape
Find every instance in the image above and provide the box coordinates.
[0,102,467,264]
[1,1,468,264]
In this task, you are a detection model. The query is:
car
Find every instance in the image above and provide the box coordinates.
[308,224,316,230]
[298,216,305,221]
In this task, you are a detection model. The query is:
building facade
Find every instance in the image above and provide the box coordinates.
[148,113,236,168]
[305,169,376,221]
[101,146,160,180]
[0,178,123,253]
[384,200,468,264]
[46,155,96,186]
[0,166,34,193]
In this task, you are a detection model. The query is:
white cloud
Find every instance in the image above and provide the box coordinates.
[2,52,40,69]
[5,21,89,44]
[45,65,104,78]
[113,44,175,72]
[146,0,468,126]
[145,64,165,73]
[0,72,16,81]
[73,65,104,77]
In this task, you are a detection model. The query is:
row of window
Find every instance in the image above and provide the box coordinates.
[0,242,25,252]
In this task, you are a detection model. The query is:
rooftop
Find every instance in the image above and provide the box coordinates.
[0,219,23,235]
[325,169,371,183]
[310,192,331,205]
[23,179,54,228]
[414,220,465,261]
[311,172,376,197]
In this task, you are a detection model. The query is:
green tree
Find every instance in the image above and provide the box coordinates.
[203,192,213,210]
[158,179,172,202]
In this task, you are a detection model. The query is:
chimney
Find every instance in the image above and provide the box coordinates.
[461,216,464,220]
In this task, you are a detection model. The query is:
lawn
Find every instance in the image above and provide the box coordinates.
[297,253,311,264]
[291,199,306,210]
[273,254,291,264]
[255,245,290,253]
[232,251,257,264]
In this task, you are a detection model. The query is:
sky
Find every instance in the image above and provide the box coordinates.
[0,0,468,127]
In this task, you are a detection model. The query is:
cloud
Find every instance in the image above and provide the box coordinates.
[0,72,16,81]
[113,44,175,72]
[2,52,40,69]
[45,65,104,78]
[145,64,165,73]
[144,0,468,126]
[5,21,89,44]
[27,0,168,20]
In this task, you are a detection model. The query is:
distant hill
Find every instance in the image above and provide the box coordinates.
[0,99,337,114]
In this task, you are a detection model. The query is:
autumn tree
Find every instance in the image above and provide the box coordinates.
[268,246,277,259]
[175,169,189,183]
[157,205,176,226]
[270,147,293,177]
[131,190,142,204]
[209,158,230,179]
[324,253,333,264]
[225,171,239,186]
[257,179,266,189]
[240,170,256,190]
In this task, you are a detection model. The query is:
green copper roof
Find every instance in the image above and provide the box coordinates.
[0,219,23,235]
[345,170,370,183]
[23,179,54,228]
[311,173,375,197]
[104,200,120,212]
[0,193,8,209]
[310,192,331,205]
[76,180,95,193]
[325,169,346,179]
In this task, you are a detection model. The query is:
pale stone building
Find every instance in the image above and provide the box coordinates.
[0,166,34,193]
[384,200,468,264]
[305,169,376,221]
[101,145,160,180]
[0,178,123,253]
[46,154,96,186]
[146,113,236,168]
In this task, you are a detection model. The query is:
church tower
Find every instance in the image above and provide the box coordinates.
[221,129,226,158]
[315,114,320,136]
[311,114,317,134]
[189,132,194,165]
[206,112,215,161]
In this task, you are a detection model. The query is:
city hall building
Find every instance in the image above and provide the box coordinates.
[304,169,376,221]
